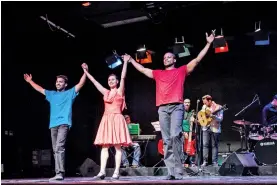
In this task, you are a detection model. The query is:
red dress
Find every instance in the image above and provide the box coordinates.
[94,90,132,147]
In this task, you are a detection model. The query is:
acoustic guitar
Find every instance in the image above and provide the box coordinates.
[197,104,228,127]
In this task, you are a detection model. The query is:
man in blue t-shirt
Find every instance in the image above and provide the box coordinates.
[24,63,88,180]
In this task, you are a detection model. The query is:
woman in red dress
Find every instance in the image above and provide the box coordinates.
[82,55,132,180]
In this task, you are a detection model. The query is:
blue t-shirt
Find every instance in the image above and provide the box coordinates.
[45,87,79,128]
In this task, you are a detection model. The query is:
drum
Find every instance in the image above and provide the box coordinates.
[270,124,277,140]
[254,138,277,165]
[249,124,264,140]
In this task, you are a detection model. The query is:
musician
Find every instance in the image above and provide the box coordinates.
[262,94,277,126]
[121,115,141,168]
[182,99,196,166]
[201,95,223,167]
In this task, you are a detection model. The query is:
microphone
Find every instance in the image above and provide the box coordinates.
[197,99,200,103]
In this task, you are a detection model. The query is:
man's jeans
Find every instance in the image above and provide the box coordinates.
[51,124,69,174]
[202,130,220,164]
[158,103,184,176]
[121,142,141,166]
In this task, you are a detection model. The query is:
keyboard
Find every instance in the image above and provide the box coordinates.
[131,135,156,141]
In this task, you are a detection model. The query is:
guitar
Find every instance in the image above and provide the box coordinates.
[158,139,164,156]
[197,104,228,127]
[184,110,196,156]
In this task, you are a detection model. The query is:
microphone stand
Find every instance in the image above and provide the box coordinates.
[194,100,201,168]
[235,95,259,117]
[189,100,216,176]
[188,99,209,176]
[234,95,259,151]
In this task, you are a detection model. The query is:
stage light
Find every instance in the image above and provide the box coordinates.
[82,2,91,7]
[213,29,229,53]
[136,45,147,59]
[215,43,229,53]
[135,45,153,64]
[254,21,270,46]
[173,36,191,58]
[105,50,123,69]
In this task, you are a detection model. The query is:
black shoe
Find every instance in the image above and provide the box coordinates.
[165,175,175,180]
[92,173,106,180]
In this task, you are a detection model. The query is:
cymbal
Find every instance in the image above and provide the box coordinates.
[233,120,253,125]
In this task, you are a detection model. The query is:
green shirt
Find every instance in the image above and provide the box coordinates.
[182,110,193,132]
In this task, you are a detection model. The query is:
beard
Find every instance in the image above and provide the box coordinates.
[57,86,65,91]
[164,62,174,68]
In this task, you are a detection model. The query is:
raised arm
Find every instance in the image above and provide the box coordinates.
[118,55,129,95]
[82,63,108,95]
[75,63,87,93]
[24,74,45,95]
[187,30,215,74]
[127,55,153,79]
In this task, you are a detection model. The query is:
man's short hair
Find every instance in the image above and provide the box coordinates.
[202,95,212,101]
[274,94,277,100]
[56,75,68,84]
[184,99,191,103]
[167,52,176,59]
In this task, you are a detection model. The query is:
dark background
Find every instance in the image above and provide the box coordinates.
[2,1,277,178]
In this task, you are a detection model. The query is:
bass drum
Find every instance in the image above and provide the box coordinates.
[254,138,277,165]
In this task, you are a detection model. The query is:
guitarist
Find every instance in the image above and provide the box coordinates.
[201,95,224,167]
[182,99,196,167]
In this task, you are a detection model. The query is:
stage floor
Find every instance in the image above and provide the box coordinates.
[2,176,277,185]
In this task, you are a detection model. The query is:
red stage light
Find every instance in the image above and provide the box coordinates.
[82,2,91,7]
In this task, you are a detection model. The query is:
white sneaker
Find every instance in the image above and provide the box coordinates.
[49,173,64,181]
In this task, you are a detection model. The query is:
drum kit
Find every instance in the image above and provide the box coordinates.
[233,120,277,165]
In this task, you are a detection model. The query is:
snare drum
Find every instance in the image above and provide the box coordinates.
[270,124,277,140]
[249,124,264,140]
[254,138,277,165]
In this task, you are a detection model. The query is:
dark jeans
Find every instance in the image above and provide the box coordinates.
[50,124,69,174]
[202,130,220,164]
[158,103,184,176]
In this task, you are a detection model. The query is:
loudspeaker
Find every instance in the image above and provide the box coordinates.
[79,158,100,177]
[218,152,259,176]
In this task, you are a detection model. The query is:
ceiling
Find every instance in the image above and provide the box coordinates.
[2,1,277,64]
[80,1,209,27]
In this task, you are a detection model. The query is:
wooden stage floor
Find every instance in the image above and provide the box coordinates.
[2,176,277,185]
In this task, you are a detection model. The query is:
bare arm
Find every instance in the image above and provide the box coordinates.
[187,43,211,74]
[24,74,45,95]
[187,31,215,74]
[118,56,129,96]
[129,57,153,79]
[75,72,86,93]
[82,65,108,96]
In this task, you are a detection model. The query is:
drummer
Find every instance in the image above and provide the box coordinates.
[262,94,277,126]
